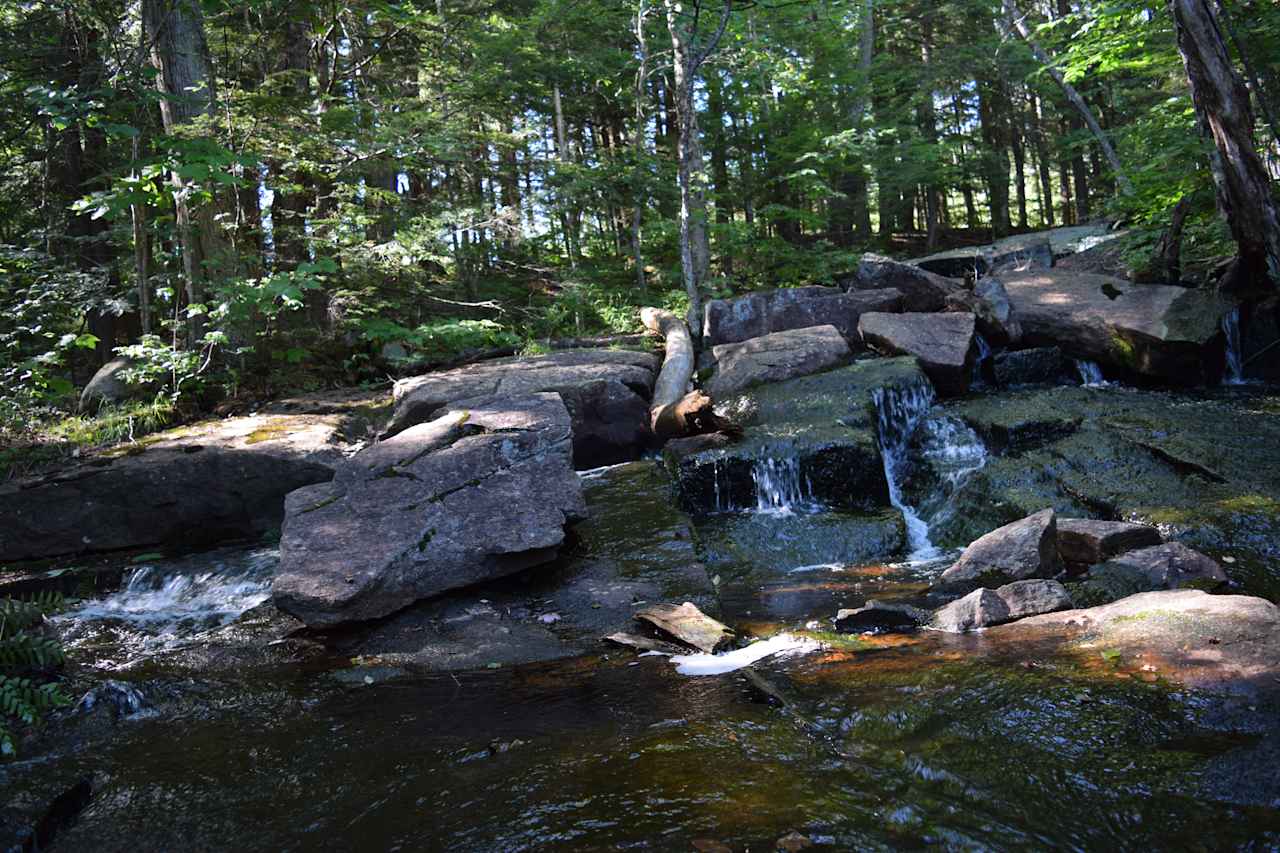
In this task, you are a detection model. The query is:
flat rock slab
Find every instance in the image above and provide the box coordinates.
[992,347,1072,388]
[273,393,586,628]
[998,269,1234,383]
[702,286,903,347]
[848,254,967,312]
[666,358,926,514]
[706,325,850,397]
[1057,518,1163,565]
[939,508,1063,586]
[635,602,733,653]
[0,414,346,562]
[384,348,660,468]
[931,578,1072,632]
[835,600,930,634]
[858,312,976,395]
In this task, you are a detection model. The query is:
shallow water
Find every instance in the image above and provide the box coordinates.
[8,391,1280,849]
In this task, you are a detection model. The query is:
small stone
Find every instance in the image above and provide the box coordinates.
[776,831,812,852]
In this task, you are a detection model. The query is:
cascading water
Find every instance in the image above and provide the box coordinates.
[872,381,940,562]
[57,547,277,668]
[1075,359,1107,387]
[752,454,814,514]
[1223,307,1245,385]
[970,332,992,388]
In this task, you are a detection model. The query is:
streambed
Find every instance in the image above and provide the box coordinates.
[3,383,1279,850]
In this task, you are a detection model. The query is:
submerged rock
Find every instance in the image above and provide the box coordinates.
[849,254,966,312]
[930,588,1010,632]
[998,269,1234,383]
[1057,518,1163,566]
[939,509,1063,587]
[273,393,586,628]
[835,600,929,634]
[701,285,903,347]
[931,578,1072,632]
[666,358,926,514]
[0,414,345,562]
[384,348,659,468]
[858,312,976,396]
[706,325,850,397]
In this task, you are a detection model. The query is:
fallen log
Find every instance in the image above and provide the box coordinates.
[640,307,696,438]
[397,333,656,376]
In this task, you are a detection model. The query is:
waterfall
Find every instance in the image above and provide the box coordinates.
[752,454,814,514]
[1223,307,1245,385]
[970,332,992,388]
[872,381,940,562]
[1075,360,1106,387]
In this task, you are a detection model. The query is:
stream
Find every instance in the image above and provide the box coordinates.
[4,382,1280,850]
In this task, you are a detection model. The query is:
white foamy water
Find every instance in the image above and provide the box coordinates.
[752,454,817,515]
[1075,360,1108,387]
[56,547,277,667]
[670,633,820,676]
[1222,307,1246,385]
[872,381,939,562]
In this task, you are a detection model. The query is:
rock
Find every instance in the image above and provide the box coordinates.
[973,276,1023,344]
[858,312,976,395]
[665,358,926,514]
[380,342,410,361]
[987,237,1054,275]
[383,348,660,467]
[78,357,155,411]
[705,325,851,397]
[701,286,903,347]
[73,681,148,720]
[849,254,966,312]
[835,600,929,634]
[1101,542,1227,590]
[995,578,1073,620]
[930,588,1010,632]
[992,347,1072,388]
[992,589,1280,696]
[272,393,586,627]
[998,269,1236,383]
[634,602,733,653]
[911,231,1065,278]
[0,414,345,562]
[939,509,1063,586]
[1057,518,1163,566]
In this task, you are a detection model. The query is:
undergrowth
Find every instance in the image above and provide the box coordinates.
[0,592,70,757]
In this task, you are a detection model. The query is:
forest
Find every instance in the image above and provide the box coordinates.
[1,0,1280,848]
[0,0,1276,455]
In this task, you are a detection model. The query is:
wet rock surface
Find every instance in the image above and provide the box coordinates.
[705,325,850,397]
[1057,518,1164,566]
[666,358,925,513]
[858,312,976,395]
[383,348,659,467]
[927,385,1280,601]
[991,346,1073,388]
[0,413,349,562]
[274,393,586,627]
[701,285,903,347]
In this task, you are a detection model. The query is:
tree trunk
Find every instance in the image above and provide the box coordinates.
[1171,0,1280,285]
[143,0,226,342]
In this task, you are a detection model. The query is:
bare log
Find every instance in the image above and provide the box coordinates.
[640,307,695,429]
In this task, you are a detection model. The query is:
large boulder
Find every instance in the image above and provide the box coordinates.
[1094,543,1227,592]
[705,325,850,397]
[858,312,976,395]
[383,348,659,468]
[1057,518,1163,567]
[939,508,1063,586]
[666,358,926,514]
[273,393,587,628]
[0,414,346,562]
[701,286,902,347]
[78,357,155,411]
[849,254,966,312]
[997,269,1236,383]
